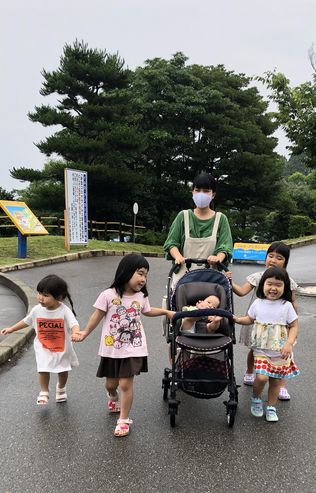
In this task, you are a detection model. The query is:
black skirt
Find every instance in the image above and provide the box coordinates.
[96,356,148,379]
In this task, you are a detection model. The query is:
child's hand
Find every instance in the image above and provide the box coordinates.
[167,310,176,320]
[72,331,87,342]
[1,327,13,335]
[224,271,232,279]
[281,341,293,359]
[196,300,207,309]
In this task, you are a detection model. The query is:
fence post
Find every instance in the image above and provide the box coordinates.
[104,221,108,241]
[119,222,124,242]
[89,219,94,239]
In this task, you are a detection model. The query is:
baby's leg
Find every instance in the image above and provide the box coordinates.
[181,318,195,331]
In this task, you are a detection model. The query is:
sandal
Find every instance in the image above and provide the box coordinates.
[37,391,49,406]
[114,418,133,437]
[107,392,120,413]
[278,387,291,400]
[56,385,67,403]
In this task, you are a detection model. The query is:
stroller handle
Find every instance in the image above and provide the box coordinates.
[169,258,229,277]
[171,308,233,323]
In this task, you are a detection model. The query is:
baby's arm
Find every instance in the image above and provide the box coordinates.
[233,315,254,325]
[281,319,298,359]
[232,281,253,297]
[206,316,222,333]
[1,320,28,335]
[76,309,105,342]
[143,307,175,319]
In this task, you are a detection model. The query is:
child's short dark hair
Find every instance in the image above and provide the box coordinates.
[110,254,150,298]
[37,274,76,315]
[192,172,217,192]
[256,266,292,302]
[266,242,290,268]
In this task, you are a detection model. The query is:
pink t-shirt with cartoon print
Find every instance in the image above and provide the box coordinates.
[93,288,151,358]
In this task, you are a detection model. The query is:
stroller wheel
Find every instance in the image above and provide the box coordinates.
[227,410,236,428]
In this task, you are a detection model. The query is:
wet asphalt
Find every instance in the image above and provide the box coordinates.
[0,245,316,493]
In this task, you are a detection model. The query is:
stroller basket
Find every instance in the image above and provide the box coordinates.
[176,349,229,398]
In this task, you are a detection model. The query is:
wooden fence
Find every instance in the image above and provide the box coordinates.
[0,216,146,241]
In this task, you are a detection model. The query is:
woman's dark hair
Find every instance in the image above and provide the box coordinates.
[37,274,76,316]
[256,266,292,302]
[192,172,217,192]
[266,242,290,268]
[110,254,150,298]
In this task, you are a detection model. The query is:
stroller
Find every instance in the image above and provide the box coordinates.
[162,258,238,427]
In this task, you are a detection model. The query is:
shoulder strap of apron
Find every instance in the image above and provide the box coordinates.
[211,212,221,238]
[183,210,191,239]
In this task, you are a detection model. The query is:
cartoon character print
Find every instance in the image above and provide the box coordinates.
[108,299,143,350]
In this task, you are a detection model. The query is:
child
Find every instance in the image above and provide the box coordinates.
[1,274,80,405]
[181,294,222,333]
[234,266,299,422]
[76,254,174,438]
[232,242,297,400]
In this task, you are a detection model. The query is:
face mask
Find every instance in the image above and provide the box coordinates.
[192,192,213,208]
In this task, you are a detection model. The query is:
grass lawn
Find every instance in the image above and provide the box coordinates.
[0,235,164,267]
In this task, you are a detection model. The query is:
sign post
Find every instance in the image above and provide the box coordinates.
[0,200,48,258]
[132,202,138,243]
[64,169,88,248]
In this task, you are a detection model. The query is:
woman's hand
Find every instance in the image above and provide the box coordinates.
[281,341,293,359]
[207,254,220,265]
[174,254,185,265]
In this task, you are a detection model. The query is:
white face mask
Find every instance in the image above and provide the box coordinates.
[192,192,213,209]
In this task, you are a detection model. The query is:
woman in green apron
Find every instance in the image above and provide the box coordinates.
[163,173,233,287]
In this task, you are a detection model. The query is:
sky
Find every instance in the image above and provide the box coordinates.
[1,0,316,192]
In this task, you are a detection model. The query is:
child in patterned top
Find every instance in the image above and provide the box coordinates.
[234,266,299,422]
[230,242,297,400]
[76,254,174,437]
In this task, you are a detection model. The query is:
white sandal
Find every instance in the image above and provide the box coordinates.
[114,418,133,437]
[37,391,49,406]
[56,385,67,403]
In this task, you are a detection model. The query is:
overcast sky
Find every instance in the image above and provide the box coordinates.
[1,0,316,192]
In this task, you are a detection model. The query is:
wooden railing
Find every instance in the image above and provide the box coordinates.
[0,215,146,241]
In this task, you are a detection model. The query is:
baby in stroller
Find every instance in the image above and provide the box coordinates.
[181,294,222,333]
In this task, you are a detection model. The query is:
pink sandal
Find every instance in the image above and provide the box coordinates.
[107,392,120,413]
[114,418,133,437]
[37,391,49,405]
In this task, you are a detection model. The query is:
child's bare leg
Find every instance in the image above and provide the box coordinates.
[267,378,282,407]
[38,372,50,392]
[253,374,268,398]
[246,349,254,373]
[119,377,134,419]
[57,371,68,389]
[106,377,119,399]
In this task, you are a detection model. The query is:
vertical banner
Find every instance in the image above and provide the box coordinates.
[64,169,88,245]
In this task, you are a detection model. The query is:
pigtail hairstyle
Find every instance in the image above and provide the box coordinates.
[110,254,150,298]
[256,266,292,302]
[37,274,76,316]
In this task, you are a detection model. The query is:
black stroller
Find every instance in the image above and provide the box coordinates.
[162,259,238,427]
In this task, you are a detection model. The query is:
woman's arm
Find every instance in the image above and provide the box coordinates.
[1,320,28,335]
[169,246,185,265]
[76,309,105,341]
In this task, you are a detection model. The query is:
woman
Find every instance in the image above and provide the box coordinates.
[163,172,233,286]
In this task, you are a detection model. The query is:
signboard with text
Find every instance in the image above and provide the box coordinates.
[64,169,88,245]
[233,242,270,262]
[0,200,48,235]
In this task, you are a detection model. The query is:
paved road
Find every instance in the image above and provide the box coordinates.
[1,247,316,493]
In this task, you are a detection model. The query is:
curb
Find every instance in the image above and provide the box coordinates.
[0,249,165,273]
[0,273,37,364]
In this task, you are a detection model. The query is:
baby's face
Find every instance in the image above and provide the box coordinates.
[196,295,220,309]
